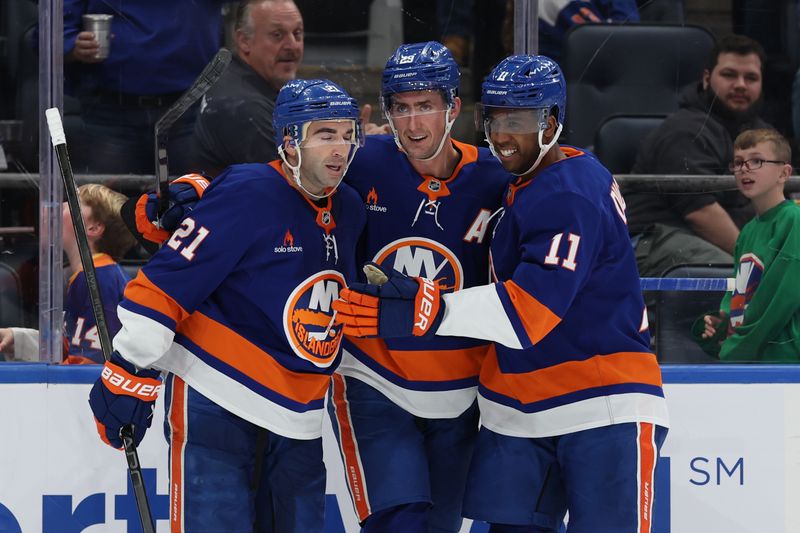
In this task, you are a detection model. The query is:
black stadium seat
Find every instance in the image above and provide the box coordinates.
[0,261,24,327]
[594,114,666,174]
[562,23,715,150]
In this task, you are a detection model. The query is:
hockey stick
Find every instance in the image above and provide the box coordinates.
[154,47,232,216]
[45,108,156,533]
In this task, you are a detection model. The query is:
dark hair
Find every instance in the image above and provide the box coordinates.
[706,34,766,74]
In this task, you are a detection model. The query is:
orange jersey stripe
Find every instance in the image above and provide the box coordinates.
[639,422,656,533]
[169,376,188,532]
[480,349,662,404]
[503,280,562,345]
[331,374,371,521]
[177,312,330,404]
[124,270,190,325]
[347,337,487,382]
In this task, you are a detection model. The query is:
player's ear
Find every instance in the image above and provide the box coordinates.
[542,114,558,143]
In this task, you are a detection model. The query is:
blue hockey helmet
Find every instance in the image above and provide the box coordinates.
[381,41,460,110]
[477,55,566,130]
[273,78,363,149]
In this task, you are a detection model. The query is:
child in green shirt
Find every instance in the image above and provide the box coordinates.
[696,128,800,361]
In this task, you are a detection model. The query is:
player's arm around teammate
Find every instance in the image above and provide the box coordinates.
[336,56,670,533]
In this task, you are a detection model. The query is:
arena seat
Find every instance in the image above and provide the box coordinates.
[0,261,24,327]
[561,23,715,150]
[638,0,685,24]
[593,114,666,174]
[654,264,733,364]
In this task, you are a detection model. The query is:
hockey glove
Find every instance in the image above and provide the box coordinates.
[88,351,162,449]
[134,173,210,244]
[333,262,443,338]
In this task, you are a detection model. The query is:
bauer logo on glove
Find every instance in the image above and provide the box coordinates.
[333,262,443,338]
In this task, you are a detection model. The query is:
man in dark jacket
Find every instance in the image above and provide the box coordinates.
[626,34,769,277]
[191,0,304,177]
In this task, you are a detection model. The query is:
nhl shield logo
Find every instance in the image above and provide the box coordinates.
[428,179,441,192]
[321,210,331,225]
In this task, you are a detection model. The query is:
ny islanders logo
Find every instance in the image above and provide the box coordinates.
[373,237,463,292]
[729,253,764,329]
[283,270,346,367]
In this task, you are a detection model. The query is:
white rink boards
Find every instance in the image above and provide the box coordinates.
[0,364,798,533]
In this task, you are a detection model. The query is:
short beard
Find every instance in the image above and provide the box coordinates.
[704,85,762,124]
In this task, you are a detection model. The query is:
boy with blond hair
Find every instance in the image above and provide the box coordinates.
[698,129,800,361]
[0,184,136,363]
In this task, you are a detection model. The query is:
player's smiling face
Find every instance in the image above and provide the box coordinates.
[387,90,457,159]
[297,120,356,196]
[486,109,543,175]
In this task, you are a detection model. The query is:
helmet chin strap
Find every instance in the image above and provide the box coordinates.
[278,144,351,200]
[387,107,456,162]
[486,123,563,177]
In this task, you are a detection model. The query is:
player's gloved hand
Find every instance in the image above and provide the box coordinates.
[333,262,443,338]
[135,173,210,244]
[88,351,162,449]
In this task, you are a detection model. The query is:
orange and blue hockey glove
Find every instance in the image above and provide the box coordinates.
[135,173,210,244]
[333,262,443,338]
[88,351,161,449]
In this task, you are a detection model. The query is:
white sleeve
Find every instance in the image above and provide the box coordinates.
[437,284,523,349]
[11,328,41,361]
[113,306,176,370]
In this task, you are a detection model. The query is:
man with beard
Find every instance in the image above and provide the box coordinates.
[190,0,304,177]
[626,34,770,278]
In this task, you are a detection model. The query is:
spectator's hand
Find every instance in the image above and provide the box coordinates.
[0,329,13,354]
[360,104,392,135]
[66,31,104,63]
[701,314,724,340]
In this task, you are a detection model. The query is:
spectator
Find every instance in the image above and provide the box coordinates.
[538,0,640,63]
[63,0,225,174]
[0,184,136,363]
[627,34,770,278]
[695,129,800,362]
[191,0,304,178]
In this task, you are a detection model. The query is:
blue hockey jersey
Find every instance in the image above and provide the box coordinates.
[437,147,669,437]
[64,253,130,364]
[338,135,510,418]
[113,161,366,439]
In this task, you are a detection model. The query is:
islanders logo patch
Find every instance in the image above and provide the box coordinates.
[729,253,764,329]
[372,237,463,292]
[283,270,346,367]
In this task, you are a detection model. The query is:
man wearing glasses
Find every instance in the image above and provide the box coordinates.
[625,34,772,278]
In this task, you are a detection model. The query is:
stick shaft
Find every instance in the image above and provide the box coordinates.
[45,108,156,533]
[154,48,232,214]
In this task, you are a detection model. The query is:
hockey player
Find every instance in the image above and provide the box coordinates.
[327,41,510,532]
[334,55,670,532]
[87,79,366,532]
